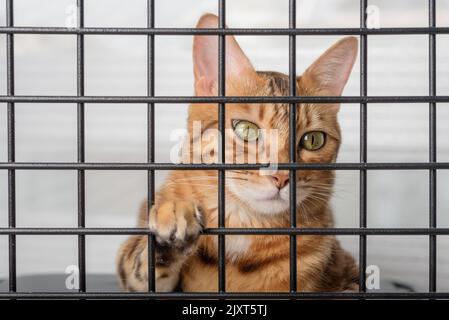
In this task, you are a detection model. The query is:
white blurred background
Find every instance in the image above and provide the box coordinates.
[0,0,448,292]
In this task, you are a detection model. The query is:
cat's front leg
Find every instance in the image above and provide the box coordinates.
[117,201,205,292]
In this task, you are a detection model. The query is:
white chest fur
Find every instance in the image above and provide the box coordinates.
[209,201,254,260]
[211,235,251,261]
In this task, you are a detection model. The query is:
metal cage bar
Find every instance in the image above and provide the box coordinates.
[1,26,448,36]
[428,0,437,293]
[217,0,227,293]
[6,0,16,294]
[147,0,156,293]
[76,0,86,293]
[2,227,449,236]
[359,0,368,294]
[1,162,449,170]
[288,0,297,293]
[1,95,448,104]
[2,291,449,300]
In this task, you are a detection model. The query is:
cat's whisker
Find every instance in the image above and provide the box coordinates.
[168,177,247,184]
[228,170,249,175]
[167,174,247,183]
[302,193,330,206]
[226,177,249,182]
[301,189,334,195]
[307,192,333,200]
[297,201,315,225]
[300,183,335,188]
[164,178,248,190]
[298,187,333,196]
[306,197,329,205]
[303,193,326,202]
[307,186,353,198]
[166,183,217,189]
[301,199,325,219]
[168,176,216,182]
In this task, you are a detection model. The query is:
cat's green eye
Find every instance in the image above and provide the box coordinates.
[300,131,326,151]
[232,120,260,142]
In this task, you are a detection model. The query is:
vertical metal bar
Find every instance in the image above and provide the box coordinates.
[147,0,156,293]
[428,0,437,293]
[288,0,297,293]
[218,0,226,293]
[359,0,368,293]
[76,0,86,293]
[6,0,16,294]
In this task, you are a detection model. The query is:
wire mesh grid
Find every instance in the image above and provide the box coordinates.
[0,0,449,299]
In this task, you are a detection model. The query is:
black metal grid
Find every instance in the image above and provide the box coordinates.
[1,0,449,300]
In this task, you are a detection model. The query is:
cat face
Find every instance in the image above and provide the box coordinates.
[188,14,358,216]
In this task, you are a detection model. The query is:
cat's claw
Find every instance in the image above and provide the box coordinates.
[149,200,205,248]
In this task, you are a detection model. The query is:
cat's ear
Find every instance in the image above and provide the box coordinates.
[301,36,358,98]
[193,14,256,96]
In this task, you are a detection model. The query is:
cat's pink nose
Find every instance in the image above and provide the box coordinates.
[269,173,289,189]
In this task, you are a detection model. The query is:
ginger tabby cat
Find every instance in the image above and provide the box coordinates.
[117,14,359,292]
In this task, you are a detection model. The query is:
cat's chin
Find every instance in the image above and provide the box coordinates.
[227,183,292,215]
[247,198,290,215]
[227,182,312,216]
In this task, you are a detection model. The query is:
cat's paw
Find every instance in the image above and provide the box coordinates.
[149,200,205,248]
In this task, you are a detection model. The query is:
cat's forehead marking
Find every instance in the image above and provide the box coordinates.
[258,71,289,96]
[257,104,264,122]
[228,70,337,137]
[251,71,290,130]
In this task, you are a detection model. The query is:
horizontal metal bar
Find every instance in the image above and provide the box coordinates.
[1,95,449,104]
[1,227,449,236]
[0,162,448,170]
[0,292,448,299]
[0,26,448,35]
